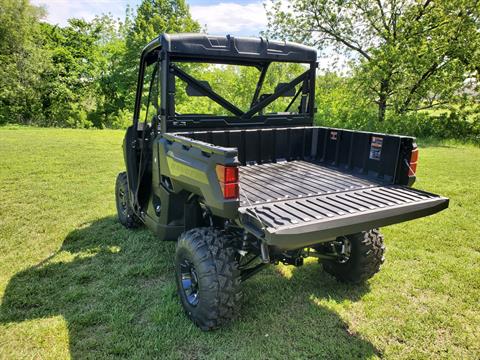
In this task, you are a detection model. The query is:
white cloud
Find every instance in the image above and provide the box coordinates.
[31,0,132,26]
[31,0,268,36]
[190,2,267,36]
[30,0,350,72]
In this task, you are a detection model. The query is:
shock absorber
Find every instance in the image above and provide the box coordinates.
[260,241,270,263]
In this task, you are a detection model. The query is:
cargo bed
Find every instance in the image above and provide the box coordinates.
[238,160,449,249]
[238,160,379,206]
[171,127,448,250]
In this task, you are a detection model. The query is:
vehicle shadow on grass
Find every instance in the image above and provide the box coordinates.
[0,216,380,359]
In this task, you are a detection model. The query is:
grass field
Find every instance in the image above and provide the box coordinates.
[0,128,479,359]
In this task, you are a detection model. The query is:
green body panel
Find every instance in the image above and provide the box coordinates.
[139,133,240,240]
[157,134,239,219]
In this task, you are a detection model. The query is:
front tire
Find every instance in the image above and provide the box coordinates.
[175,228,242,331]
[115,172,142,229]
[322,229,385,284]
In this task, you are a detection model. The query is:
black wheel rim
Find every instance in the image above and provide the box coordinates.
[180,259,199,306]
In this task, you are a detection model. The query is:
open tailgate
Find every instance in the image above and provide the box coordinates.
[239,185,449,250]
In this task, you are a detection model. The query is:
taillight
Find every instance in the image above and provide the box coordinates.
[409,146,419,176]
[216,164,239,199]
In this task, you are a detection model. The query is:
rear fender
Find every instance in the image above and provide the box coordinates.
[156,134,239,219]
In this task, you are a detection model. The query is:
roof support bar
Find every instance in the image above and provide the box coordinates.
[285,86,302,112]
[241,70,309,120]
[250,63,269,108]
[171,64,245,117]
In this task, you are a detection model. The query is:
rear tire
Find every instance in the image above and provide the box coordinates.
[115,172,142,229]
[175,227,242,331]
[322,229,385,284]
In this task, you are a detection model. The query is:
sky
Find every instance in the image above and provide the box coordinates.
[31,0,268,37]
[30,0,350,71]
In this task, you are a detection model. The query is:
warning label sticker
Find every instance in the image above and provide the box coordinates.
[369,136,383,160]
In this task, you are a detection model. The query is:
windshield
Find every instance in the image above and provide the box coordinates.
[171,61,313,118]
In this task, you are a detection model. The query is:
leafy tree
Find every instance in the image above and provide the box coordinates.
[315,72,377,129]
[174,62,306,116]
[0,0,46,124]
[0,0,200,128]
[90,14,131,128]
[38,19,104,127]
[266,0,480,121]
[119,0,201,114]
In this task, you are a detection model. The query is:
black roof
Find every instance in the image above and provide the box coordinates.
[143,33,317,63]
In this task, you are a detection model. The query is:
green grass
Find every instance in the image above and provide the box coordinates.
[0,128,479,359]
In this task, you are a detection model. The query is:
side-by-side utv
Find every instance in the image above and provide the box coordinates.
[115,33,449,330]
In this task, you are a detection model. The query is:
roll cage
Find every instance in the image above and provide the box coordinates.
[133,34,318,133]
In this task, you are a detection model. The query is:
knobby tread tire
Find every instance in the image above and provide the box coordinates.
[323,229,386,284]
[115,172,142,229]
[175,227,242,331]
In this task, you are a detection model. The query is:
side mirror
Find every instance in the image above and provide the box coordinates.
[274,83,296,97]
[186,81,213,96]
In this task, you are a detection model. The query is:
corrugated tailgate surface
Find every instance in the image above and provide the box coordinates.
[238,161,448,241]
[239,184,441,231]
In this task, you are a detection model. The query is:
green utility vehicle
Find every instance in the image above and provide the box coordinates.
[115,34,449,330]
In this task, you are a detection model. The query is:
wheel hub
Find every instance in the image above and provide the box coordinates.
[180,259,199,306]
[118,188,127,215]
[338,236,352,263]
[334,236,351,263]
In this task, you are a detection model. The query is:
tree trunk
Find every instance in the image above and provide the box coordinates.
[378,96,387,122]
[377,79,389,122]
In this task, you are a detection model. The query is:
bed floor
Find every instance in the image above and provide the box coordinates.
[238,160,381,207]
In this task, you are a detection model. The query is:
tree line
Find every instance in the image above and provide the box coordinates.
[267,0,479,122]
[0,0,479,140]
[0,0,199,128]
